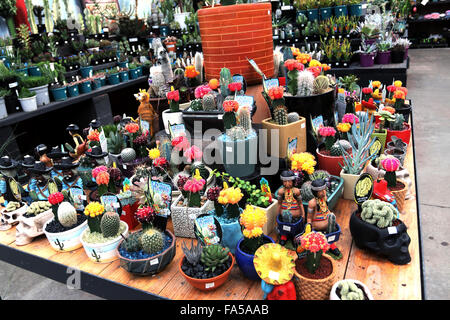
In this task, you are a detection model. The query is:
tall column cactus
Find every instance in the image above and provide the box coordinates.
[43,0,54,33]
[25,0,38,34]
[273,106,288,125]
[220,67,232,97]
[237,106,252,132]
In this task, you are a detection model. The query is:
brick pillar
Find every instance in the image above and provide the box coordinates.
[198,3,274,85]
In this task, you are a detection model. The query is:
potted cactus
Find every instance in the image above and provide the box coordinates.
[350,199,411,265]
[43,192,88,252]
[179,241,234,291]
[80,201,129,263]
[261,85,307,158]
[381,157,408,213]
[373,109,395,154]
[162,88,184,134]
[330,279,374,300]
[218,100,257,178]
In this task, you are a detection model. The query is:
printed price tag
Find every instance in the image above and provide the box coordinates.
[421,0,428,5]
[8,82,18,88]
[269,271,280,281]
[226,146,233,153]
[281,5,293,10]
[388,226,398,235]
[328,235,336,242]
[150,258,159,265]
[129,37,138,43]
[205,282,215,289]
[217,114,223,120]
[283,225,291,231]
[123,164,127,169]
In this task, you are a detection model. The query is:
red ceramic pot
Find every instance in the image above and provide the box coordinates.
[120,201,140,230]
[316,148,346,177]
[386,123,411,147]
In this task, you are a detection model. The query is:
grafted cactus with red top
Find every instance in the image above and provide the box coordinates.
[300,231,330,274]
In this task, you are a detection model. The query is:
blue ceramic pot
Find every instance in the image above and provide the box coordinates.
[334,5,348,17]
[118,62,128,69]
[307,8,319,21]
[348,4,362,17]
[28,66,41,76]
[50,86,67,101]
[91,78,102,90]
[136,66,143,77]
[129,68,139,79]
[107,73,120,85]
[119,70,129,82]
[79,81,92,94]
[276,215,304,238]
[67,84,79,97]
[99,77,106,86]
[235,235,275,281]
[80,66,93,78]
[17,68,29,77]
[320,7,332,20]
[216,207,243,255]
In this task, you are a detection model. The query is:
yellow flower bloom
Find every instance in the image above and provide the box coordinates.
[372,81,381,88]
[290,152,316,172]
[84,201,104,217]
[394,80,402,87]
[240,205,267,238]
[309,59,321,67]
[147,148,160,160]
[218,187,243,205]
[337,122,351,133]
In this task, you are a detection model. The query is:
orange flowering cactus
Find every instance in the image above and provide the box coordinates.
[300,231,330,274]
[184,65,200,78]
[209,78,219,90]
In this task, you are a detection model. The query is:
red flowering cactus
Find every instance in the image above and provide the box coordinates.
[300,231,330,274]
[228,82,242,93]
[48,192,64,205]
[306,66,322,78]
[382,157,401,188]
[362,98,377,110]
[183,177,206,207]
[194,85,211,99]
[135,206,157,230]
[166,90,180,102]
[362,87,373,101]
[223,100,239,113]
[284,59,303,71]
[125,122,140,134]
[92,165,108,179]
[268,86,284,100]
[318,126,337,151]
[153,157,168,168]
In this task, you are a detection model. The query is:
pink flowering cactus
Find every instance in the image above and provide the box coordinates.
[92,166,108,178]
[184,145,203,163]
[318,126,336,137]
[194,85,212,99]
[342,113,359,125]
[172,135,190,152]
[183,178,206,193]
[381,157,400,172]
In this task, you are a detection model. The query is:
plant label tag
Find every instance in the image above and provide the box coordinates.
[421,0,428,5]
[81,195,87,200]
[123,164,127,169]
[269,271,280,281]
[150,258,159,265]
[388,227,398,235]
[205,282,215,289]
[328,235,336,242]
[226,146,232,153]
[218,114,223,120]
[113,202,120,209]
[283,225,291,231]
[129,37,138,43]
[281,5,293,10]
[8,82,18,88]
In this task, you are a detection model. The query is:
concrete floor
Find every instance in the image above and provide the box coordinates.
[0,48,449,300]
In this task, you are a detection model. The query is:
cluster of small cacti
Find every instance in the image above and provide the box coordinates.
[57,202,78,228]
[202,93,216,111]
[391,113,405,131]
[273,106,288,125]
[220,68,232,97]
[226,126,247,141]
[296,70,315,96]
[140,228,165,254]
[100,211,120,238]
[309,170,331,182]
[338,280,365,300]
[313,75,330,94]
[200,245,230,272]
[361,199,397,228]
[5,202,22,212]
[26,201,51,216]
[190,99,203,111]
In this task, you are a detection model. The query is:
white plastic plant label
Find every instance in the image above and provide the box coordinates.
[150,258,159,265]
[205,282,215,289]
[8,82,18,88]
[80,195,87,201]
[123,164,127,169]
[268,271,280,281]
[226,146,233,153]
[217,114,223,120]
[283,225,291,231]
[113,202,120,209]
[328,235,336,242]
[388,227,398,235]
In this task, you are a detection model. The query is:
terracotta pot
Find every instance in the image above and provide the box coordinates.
[340,169,361,200]
[261,117,307,158]
[179,252,235,291]
[316,147,345,177]
[386,123,411,146]
[389,179,407,213]
[330,279,374,300]
[293,254,336,300]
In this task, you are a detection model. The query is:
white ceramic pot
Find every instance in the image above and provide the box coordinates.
[15,208,54,246]
[330,279,374,300]
[340,169,361,200]
[29,84,50,106]
[170,194,214,238]
[174,12,191,30]
[162,109,184,134]
[43,218,88,252]
[80,221,129,263]
[257,200,279,235]
[0,97,7,119]
[19,95,38,112]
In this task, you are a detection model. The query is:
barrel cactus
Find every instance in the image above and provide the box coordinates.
[202,93,216,111]
[190,99,203,111]
[273,105,288,125]
[100,211,120,238]
[300,181,314,202]
[57,202,78,228]
[140,228,164,254]
[313,75,330,94]
[296,70,315,96]
[121,148,136,163]
[226,126,247,141]
[287,112,300,123]
[361,199,397,228]
[237,106,252,132]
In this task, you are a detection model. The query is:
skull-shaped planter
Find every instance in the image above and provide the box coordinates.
[0,202,28,231]
[349,211,411,265]
[15,208,54,245]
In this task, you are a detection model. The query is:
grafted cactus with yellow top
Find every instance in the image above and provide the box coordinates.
[218,186,243,219]
[84,201,105,233]
[240,205,268,254]
[290,152,316,175]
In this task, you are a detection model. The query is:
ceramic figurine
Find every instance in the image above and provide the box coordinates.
[34,144,53,168]
[47,145,70,183]
[85,145,108,166]
[306,179,342,259]
[53,157,83,191]
[276,170,305,247]
[18,155,35,204]
[28,161,60,201]
[0,156,28,206]
[65,124,88,160]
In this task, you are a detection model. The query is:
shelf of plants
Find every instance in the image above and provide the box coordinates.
[0,1,423,301]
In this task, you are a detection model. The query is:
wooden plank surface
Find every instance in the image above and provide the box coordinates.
[0,141,422,300]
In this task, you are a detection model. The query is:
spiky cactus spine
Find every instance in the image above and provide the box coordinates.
[238,106,252,132]
[330,144,343,156]
[287,112,300,123]
[202,93,216,111]
[140,228,164,254]
[220,68,232,97]
[226,126,247,141]
[296,70,315,97]
[313,75,330,94]
[100,211,120,238]
[273,105,288,125]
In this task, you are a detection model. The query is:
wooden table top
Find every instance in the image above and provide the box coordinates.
[0,136,423,300]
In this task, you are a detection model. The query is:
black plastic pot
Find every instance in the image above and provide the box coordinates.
[4,94,21,114]
[396,104,412,123]
[391,50,405,63]
[284,89,336,153]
